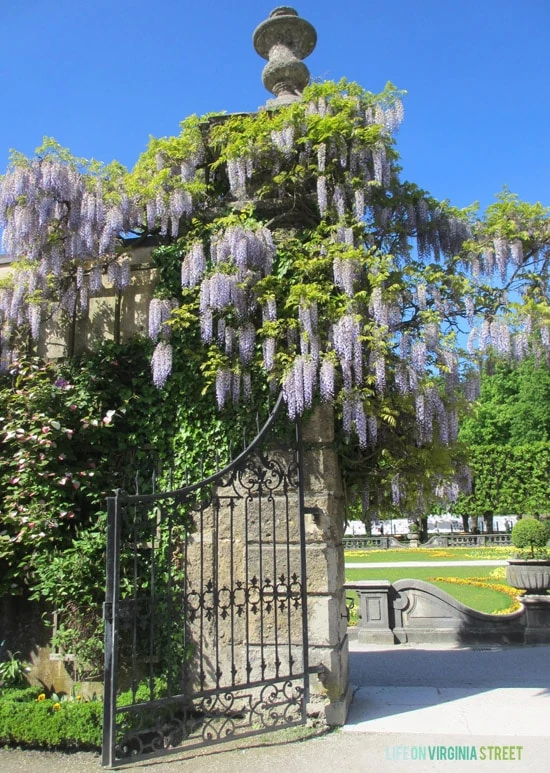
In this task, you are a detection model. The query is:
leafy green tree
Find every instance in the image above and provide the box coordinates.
[455,359,550,530]
[453,443,550,531]
[460,358,550,446]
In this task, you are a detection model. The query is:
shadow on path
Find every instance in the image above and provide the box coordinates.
[346,643,550,734]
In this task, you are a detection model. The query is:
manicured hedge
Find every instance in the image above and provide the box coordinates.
[0,688,102,749]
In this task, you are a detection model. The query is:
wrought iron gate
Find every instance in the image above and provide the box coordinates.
[102,397,313,767]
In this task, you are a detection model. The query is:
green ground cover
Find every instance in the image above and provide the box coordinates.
[345,565,520,614]
[344,546,511,563]
[0,687,102,750]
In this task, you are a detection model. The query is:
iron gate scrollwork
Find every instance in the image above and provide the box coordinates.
[102,396,313,767]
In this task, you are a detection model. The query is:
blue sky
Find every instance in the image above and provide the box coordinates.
[2,0,549,230]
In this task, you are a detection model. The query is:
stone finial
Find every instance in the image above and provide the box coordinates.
[253,7,317,107]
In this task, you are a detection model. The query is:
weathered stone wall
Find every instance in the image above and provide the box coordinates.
[0,597,103,697]
[0,246,157,359]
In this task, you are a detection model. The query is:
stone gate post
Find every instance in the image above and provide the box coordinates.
[301,404,352,725]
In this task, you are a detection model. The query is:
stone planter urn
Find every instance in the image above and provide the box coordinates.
[506,559,550,595]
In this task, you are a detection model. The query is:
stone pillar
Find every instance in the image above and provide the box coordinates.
[301,404,352,726]
[522,595,550,644]
[349,580,394,645]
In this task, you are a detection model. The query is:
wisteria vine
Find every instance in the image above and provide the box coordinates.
[2,79,550,518]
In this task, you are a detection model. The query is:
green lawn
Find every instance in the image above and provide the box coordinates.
[345,565,519,614]
[345,546,511,563]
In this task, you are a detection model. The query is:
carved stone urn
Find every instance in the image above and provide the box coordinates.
[253,7,317,106]
[506,559,550,595]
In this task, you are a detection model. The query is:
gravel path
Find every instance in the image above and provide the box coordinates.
[2,643,549,773]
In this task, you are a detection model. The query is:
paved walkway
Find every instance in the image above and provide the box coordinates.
[1,641,549,773]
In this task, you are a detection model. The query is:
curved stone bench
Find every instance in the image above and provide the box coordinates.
[345,579,549,646]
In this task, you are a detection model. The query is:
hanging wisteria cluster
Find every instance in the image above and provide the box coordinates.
[0,152,134,348]
[2,80,550,516]
[151,222,277,390]
[0,125,205,356]
[199,84,485,458]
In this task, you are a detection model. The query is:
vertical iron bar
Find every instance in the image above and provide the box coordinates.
[229,498,236,686]
[285,454,293,677]
[199,500,205,692]
[102,492,122,768]
[258,471,265,680]
[213,491,220,688]
[295,417,310,715]
[167,502,174,695]
[271,483,280,678]
[148,506,157,698]
[182,498,190,700]
[131,504,139,700]
[244,480,251,684]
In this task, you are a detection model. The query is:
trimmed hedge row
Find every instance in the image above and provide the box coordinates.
[0,687,102,750]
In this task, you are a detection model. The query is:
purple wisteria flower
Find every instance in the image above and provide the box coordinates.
[151,341,172,388]
[317,143,327,172]
[238,323,256,365]
[181,242,206,288]
[263,337,276,371]
[262,298,277,323]
[148,298,176,340]
[215,368,232,409]
[513,331,528,361]
[316,176,328,216]
[342,392,367,448]
[320,358,335,402]
[354,189,365,221]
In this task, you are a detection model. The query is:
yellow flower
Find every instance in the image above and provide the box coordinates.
[52,702,61,711]
[36,693,46,702]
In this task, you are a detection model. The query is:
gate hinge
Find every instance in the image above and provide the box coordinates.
[303,507,323,516]
[308,664,327,676]
[302,506,323,525]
